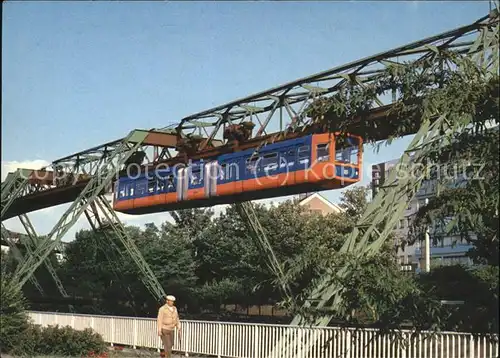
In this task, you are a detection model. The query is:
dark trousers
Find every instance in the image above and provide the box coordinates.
[161,328,174,356]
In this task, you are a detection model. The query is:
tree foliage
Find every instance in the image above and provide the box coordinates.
[0,273,29,353]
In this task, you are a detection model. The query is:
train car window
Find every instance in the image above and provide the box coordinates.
[167,175,175,191]
[298,146,310,160]
[148,180,156,194]
[262,153,278,169]
[228,161,239,180]
[280,148,295,169]
[136,182,147,196]
[158,180,166,192]
[246,156,259,174]
[317,143,329,162]
[127,184,135,197]
[219,164,227,180]
[190,168,202,185]
[119,184,126,199]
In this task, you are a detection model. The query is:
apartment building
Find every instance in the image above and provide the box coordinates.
[371,158,474,272]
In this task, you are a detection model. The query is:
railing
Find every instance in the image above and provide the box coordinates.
[27,311,499,358]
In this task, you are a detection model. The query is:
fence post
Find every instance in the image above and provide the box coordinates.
[217,322,222,358]
[254,326,260,358]
[110,318,115,347]
[185,322,190,356]
[133,319,138,349]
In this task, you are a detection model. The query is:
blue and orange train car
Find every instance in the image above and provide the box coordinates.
[113,132,362,214]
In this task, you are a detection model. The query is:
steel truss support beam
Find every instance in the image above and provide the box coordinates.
[17,214,74,312]
[235,202,292,300]
[1,223,45,295]
[83,202,138,313]
[83,195,166,303]
[13,130,151,289]
[1,169,30,219]
[174,12,497,151]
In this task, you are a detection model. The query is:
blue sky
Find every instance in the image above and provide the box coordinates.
[1,1,490,239]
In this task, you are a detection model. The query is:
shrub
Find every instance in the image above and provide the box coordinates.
[31,324,107,356]
[0,275,29,353]
[11,324,107,357]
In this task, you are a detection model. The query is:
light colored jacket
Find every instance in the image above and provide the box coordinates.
[157,305,181,331]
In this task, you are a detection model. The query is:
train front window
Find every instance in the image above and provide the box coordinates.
[335,136,359,165]
[316,143,329,162]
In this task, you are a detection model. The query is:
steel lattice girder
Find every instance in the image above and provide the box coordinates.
[173,12,498,152]
[84,195,166,302]
[17,214,74,312]
[235,202,292,301]
[13,130,151,289]
[0,129,184,220]
[1,223,45,295]
[82,201,138,308]
[1,169,31,219]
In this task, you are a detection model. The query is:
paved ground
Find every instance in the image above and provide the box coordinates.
[1,348,205,358]
[109,347,205,358]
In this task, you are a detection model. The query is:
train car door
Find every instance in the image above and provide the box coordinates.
[176,167,188,201]
[204,161,217,198]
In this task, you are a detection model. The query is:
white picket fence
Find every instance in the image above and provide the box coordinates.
[27,311,498,358]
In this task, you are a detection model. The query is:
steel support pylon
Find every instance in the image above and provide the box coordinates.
[1,223,45,295]
[82,200,138,310]
[17,214,74,312]
[13,130,151,289]
[83,195,166,302]
[235,202,292,301]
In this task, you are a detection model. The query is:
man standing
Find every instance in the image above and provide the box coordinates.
[157,295,182,357]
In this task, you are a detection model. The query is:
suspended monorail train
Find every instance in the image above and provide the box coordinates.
[112,132,362,214]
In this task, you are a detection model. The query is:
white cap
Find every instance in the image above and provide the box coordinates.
[166,295,176,301]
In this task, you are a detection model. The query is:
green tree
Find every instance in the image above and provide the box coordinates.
[410,128,499,265]
[0,274,29,353]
